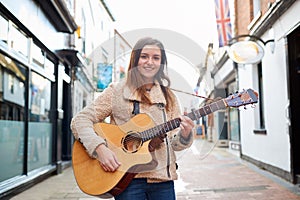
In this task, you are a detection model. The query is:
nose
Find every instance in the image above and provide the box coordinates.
[146,57,154,65]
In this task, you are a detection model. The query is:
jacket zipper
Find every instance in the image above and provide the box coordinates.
[159,104,171,178]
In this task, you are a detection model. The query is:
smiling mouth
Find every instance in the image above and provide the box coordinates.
[143,67,154,71]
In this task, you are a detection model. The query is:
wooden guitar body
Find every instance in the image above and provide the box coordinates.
[72,113,158,198]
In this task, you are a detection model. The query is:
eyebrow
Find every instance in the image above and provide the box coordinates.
[140,52,161,57]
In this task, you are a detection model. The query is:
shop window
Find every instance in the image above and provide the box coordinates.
[64,0,75,17]
[0,53,26,181]
[10,24,29,58]
[253,0,261,17]
[32,43,45,68]
[45,57,54,76]
[0,15,8,44]
[254,62,266,134]
[228,81,240,141]
[28,72,52,171]
[257,63,265,128]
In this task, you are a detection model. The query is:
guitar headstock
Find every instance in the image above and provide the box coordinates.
[225,89,258,108]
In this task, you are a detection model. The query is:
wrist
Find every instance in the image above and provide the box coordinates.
[179,131,192,145]
[92,142,106,158]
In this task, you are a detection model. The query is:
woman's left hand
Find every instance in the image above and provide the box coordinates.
[179,115,194,139]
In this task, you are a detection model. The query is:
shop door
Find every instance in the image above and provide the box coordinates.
[287,25,300,183]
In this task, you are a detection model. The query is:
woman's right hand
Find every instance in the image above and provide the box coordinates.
[95,144,121,172]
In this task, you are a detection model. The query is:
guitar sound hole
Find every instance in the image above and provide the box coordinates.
[122,132,142,153]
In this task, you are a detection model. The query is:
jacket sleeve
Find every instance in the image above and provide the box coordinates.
[70,83,114,157]
[168,92,194,151]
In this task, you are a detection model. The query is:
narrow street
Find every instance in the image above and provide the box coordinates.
[11,138,300,200]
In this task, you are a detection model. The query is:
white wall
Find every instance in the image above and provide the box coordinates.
[240,1,300,172]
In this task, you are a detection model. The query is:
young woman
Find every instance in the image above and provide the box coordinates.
[71,37,194,200]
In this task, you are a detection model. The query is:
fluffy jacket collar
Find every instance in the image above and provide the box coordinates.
[122,79,167,105]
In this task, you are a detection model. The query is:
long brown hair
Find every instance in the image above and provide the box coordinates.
[126,37,174,111]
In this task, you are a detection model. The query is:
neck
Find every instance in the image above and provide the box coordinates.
[145,83,154,91]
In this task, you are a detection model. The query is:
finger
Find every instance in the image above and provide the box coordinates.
[111,159,121,171]
[113,155,121,166]
[100,162,109,172]
[100,159,114,172]
[180,118,193,128]
[181,116,194,127]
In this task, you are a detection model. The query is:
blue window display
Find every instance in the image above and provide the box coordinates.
[97,63,112,91]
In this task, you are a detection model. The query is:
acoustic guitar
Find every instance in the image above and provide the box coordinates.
[72,89,258,198]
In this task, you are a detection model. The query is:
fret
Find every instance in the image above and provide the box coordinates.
[165,123,171,132]
[199,107,206,116]
[188,109,199,121]
[158,124,165,134]
[170,119,177,129]
[210,102,219,112]
[153,126,158,135]
[194,109,201,119]
[204,105,212,114]
[141,130,147,142]
[164,123,170,133]
[145,130,151,140]
[162,124,168,132]
[176,118,181,127]
[187,112,195,120]
[216,100,226,109]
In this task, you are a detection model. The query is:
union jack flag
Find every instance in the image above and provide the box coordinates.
[215,0,232,47]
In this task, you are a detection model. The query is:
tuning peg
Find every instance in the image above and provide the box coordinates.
[244,106,247,110]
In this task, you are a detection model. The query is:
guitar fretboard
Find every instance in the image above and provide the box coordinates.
[140,99,226,142]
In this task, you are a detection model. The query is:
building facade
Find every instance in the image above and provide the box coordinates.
[208,0,300,184]
[0,0,115,198]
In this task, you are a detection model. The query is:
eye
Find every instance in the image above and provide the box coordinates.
[153,56,161,60]
[140,55,147,59]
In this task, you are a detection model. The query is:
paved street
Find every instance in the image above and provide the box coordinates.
[10,138,300,200]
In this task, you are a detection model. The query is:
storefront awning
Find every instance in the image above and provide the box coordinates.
[56,49,85,67]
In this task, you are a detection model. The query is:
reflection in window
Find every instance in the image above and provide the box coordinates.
[228,82,240,141]
[10,24,28,58]
[28,72,52,171]
[253,0,261,16]
[45,57,54,76]
[0,53,26,181]
[30,72,51,122]
[32,43,45,68]
[0,53,26,120]
[0,15,8,44]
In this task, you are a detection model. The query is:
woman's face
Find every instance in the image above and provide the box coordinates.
[137,45,161,82]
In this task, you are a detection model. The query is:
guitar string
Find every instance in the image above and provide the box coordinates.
[170,87,223,160]
[170,88,214,101]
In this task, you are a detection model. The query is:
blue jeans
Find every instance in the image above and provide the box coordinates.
[114,178,176,200]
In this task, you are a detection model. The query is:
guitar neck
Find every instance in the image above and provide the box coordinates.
[140,99,227,142]
[186,99,227,120]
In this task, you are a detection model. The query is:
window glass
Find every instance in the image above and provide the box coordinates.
[0,53,26,181]
[28,72,52,171]
[45,57,54,76]
[32,43,45,68]
[257,63,265,129]
[10,24,28,58]
[228,82,240,141]
[253,0,261,16]
[0,15,8,44]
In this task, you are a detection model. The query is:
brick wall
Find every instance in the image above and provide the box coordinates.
[234,0,276,35]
